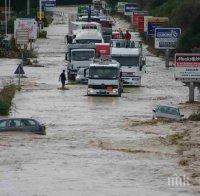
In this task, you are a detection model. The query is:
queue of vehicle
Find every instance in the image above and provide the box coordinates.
[65,5,147,94]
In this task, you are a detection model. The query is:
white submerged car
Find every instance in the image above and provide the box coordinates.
[152,105,184,121]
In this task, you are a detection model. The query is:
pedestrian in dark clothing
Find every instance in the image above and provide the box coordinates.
[124,30,131,48]
[59,70,66,89]
[87,5,92,22]
[66,35,73,44]
[118,28,124,39]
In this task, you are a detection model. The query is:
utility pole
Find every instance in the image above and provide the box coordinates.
[165,49,170,68]
[39,0,42,32]
[27,0,30,16]
[4,0,7,36]
[8,0,10,19]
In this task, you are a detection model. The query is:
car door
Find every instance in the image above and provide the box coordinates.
[7,119,23,132]
[20,119,38,133]
[155,106,167,119]
[0,120,8,132]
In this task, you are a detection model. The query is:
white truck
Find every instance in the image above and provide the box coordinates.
[87,60,123,96]
[66,43,96,81]
[66,21,102,44]
[111,39,145,86]
[73,29,104,44]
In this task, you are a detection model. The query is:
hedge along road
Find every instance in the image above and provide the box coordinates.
[0,6,196,196]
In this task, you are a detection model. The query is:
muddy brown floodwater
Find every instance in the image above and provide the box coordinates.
[0,6,199,196]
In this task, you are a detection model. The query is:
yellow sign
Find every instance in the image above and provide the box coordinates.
[37,11,44,19]
[148,17,169,23]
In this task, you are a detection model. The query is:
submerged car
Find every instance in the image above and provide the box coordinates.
[152,105,184,121]
[0,118,46,135]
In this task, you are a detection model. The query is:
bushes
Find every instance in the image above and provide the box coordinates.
[188,112,200,121]
[142,0,200,52]
[38,30,47,38]
[0,85,16,116]
[177,14,200,52]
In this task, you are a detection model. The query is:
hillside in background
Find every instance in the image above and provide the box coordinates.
[106,0,200,52]
[144,0,200,52]
[141,0,200,52]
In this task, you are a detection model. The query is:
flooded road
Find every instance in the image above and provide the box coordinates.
[0,6,197,196]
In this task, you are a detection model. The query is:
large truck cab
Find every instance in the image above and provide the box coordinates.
[111,39,145,86]
[87,60,123,96]
[66,44,96,80]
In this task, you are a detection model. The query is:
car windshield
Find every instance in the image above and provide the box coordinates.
[112,57,139,67]
[76,39,102,44]
[157,106,180,116]
[89,67,118,79]
[72,51,95,61]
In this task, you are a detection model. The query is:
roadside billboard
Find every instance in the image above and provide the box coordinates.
[16,29,29,45]
[14,18,38,40]
[144,16,153,33]
[175,53,200,82]
[124,3,139,16]
[42,0,56,12]
[117,2,127,13]
[155,28,181,49]
[147,17,169,36]
[132,11,148,27]
[37,11,45,19]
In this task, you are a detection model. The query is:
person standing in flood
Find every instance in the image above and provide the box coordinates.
[59,70,66,89]
[87,5,92,22]
[124,30,131,48]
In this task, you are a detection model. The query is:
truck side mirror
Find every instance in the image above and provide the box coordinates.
[65,52,69,61]
[84,69,86,77]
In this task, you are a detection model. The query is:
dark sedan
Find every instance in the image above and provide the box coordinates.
[0,118,46,135]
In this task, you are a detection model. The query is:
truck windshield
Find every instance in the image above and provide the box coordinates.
[76,39,102,44]
[89,67,118,79]
[72,51,95,61]
[112,57,139,67]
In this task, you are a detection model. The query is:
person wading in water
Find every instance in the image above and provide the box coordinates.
[59,70,67,89]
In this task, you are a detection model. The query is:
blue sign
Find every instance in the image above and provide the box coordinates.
[155,28,181,49]
[42,0,56,8]
[147,22,162,36]
[124,3,139,15]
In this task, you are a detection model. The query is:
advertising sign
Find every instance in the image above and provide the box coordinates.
[42,0,56,12]
[16,29,29,45]
[117,2,127,13]
[155,28,181,49]
[37,11,45,19]
[14,18,38,40]
[124,3,139,16]
[144,16,153,33]
[138,16,145,33]
[147,17,169,36]
[175,53,200,81]
[132,11,148,27]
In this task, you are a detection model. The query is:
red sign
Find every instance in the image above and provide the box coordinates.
[138,16,144,33]
[95,43,110,56]
[175,54,200,67]
[132,11,148,29]
[175,53,200,81]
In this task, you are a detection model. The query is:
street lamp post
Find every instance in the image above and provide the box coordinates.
[8,0,10,19]
[39,0,42,32]
[5,0,7,36]
[27,0,30,16]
